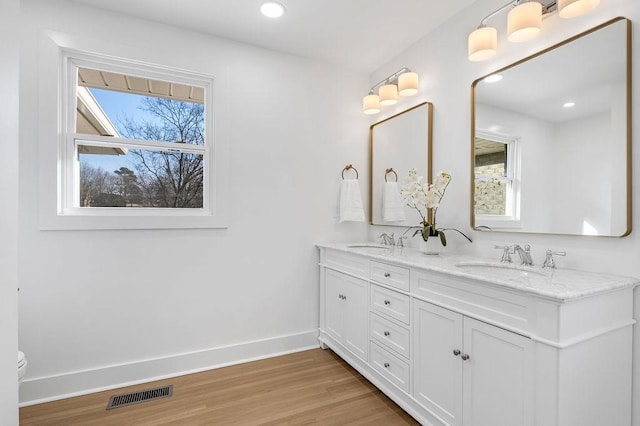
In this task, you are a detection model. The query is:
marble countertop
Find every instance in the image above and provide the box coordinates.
[318,243,639,302]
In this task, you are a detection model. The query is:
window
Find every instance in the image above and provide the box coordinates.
[52,50,227,229]
[474,132,520,226]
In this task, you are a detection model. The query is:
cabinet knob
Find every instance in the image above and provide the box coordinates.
[384,272,391,278]
[461,354,470,361]
[453,349,461,356]
[384,362,390,368]
[384,300,391,305]
[384,331,390,337]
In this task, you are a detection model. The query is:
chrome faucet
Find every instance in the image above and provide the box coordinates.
[378,233,396,246]
[512,244,534,266]
[494,245,512,263]
[542,250,566,269]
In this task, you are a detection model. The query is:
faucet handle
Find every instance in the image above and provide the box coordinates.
[542,250,566,269]
[397,236,407,248]
[378,233,390,245]
[494,245,512,263]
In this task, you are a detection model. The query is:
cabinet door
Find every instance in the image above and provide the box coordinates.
[343,273,368,361]
[324,269,345,341]
[462,317,534,426]
[413,299,463,425]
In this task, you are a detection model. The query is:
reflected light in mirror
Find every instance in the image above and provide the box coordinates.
[484,74,503,83]
[558,0,600,19]
[260,2,285,18]
[563,101,576,108]
[468,27,498,62]
[507,2,542,42]
[379,84,399,105]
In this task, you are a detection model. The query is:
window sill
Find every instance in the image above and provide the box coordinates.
[39,208,228,230]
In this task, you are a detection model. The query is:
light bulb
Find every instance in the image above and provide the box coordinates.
[363,94,380,114]
[558,0,600,18]
[507,2,542,43]
[398,72,419,96]
[468,27,497,62]
[379,84,398,106]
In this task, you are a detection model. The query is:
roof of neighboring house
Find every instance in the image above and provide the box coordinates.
[78,68,205,104]
[76,86,127,156]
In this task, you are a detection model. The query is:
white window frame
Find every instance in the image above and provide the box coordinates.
[474,130,522,229]
[44,48,229,230]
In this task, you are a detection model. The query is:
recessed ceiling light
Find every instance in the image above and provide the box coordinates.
[261,2,285,18]
[484,74,503,83]
[563,101,576,108]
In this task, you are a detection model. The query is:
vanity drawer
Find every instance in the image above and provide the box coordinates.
[370,261,410,291]
[370,341,410,394]
[371,284,410,325]
[323,249,368,278]
[370,313,410,359]
[412,270,530,333]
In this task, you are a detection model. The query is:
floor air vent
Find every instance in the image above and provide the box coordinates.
[106,385,173,410]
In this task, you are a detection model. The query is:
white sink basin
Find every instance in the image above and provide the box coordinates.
[455,261,549,280]
[346,244,392,254]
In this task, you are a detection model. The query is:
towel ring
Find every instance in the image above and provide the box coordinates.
[385,168,398,182]
[342,164,359,180]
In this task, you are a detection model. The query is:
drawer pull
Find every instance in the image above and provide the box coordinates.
[453,349,461,356]
[384,362,390,368]
[383,272,391,278]
[384,331,390,337]
[461,353,470,361]
[384,300,391,305]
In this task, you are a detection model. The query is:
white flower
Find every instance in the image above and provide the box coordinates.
[425,185,441,209]
[401,169,453,224]
[433,171,451,192]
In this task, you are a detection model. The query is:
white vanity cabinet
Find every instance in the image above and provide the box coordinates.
[324,268,368,362]
[414,299,533,426]
[317,244,637,426]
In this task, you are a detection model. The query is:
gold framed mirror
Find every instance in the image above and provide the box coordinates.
[370,102,433,226]
[471,17,631,237]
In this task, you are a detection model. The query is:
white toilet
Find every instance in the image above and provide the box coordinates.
[18,351,27,386]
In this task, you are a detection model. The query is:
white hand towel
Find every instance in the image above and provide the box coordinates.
[339,179,365,222]
[382,181,405,222]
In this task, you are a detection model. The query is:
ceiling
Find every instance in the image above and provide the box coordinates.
[71,0,477,73]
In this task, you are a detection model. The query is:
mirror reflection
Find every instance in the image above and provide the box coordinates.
[472,18,631,236]
[370,102,432,226]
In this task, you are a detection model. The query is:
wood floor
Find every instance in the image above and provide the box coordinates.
[20,349,419,425]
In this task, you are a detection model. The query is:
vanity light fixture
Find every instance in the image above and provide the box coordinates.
[362,68,419,114]
[261,2,285,18]
[468,0,600,62]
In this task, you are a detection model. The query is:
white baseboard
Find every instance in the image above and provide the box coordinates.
[20,330,319,407]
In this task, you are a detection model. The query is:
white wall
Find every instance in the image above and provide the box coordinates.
[368,0,640,421]
[553,113,612,235]
[0,0,20,422]
[18,0,369,404]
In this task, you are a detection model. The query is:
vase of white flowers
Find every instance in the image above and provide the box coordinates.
[401,169,472,254]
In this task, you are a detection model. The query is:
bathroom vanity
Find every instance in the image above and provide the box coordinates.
[317,243,637,426]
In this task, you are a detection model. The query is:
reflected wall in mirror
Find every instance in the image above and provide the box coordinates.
[370,102,432,226]
[471,17,631,237]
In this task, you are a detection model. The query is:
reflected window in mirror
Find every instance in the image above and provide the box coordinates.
[474,133,520,228]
